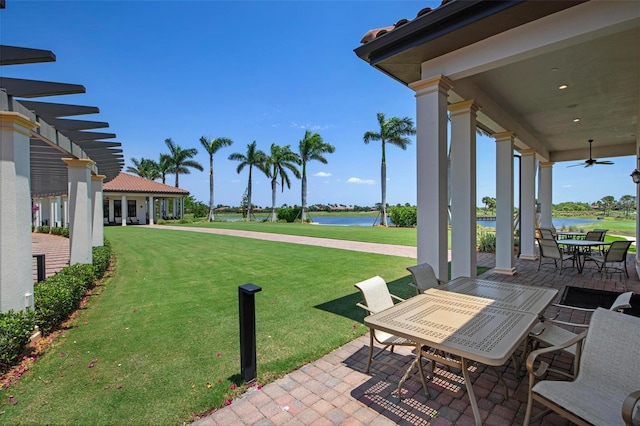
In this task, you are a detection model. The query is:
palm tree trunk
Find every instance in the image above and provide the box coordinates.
[270,178,277,222]
[381,161,387,226]
[301,174,307,222]
[247,167,253,221]
[208,156,214,222]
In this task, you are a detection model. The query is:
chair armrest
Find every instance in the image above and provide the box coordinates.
[623,390,640,426]
[544,318,591,328]
[356,303,376,314]
[551,303,597,312]
[526,330,587,378]
[390,294,405,303]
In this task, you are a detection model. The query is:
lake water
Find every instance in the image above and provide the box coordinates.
[309,216,601,228]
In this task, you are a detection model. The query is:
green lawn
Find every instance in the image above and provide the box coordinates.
[0,227,418,424]
[179,220,421,246]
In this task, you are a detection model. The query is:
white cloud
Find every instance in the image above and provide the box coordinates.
[314,171,331,177]
[562,184,572,188]
[347,177,375,185]
[290,122,329,131]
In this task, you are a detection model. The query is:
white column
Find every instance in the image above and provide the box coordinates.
[449,100,478,279]
[121,194,127,226]
[62,195,69,227]
[494,132,516,275]
[149,196,155,225]
[55,196,63,227]
[91,175,105,247]
[63,158,94,265]
[108,198,115,223]
[519,150,537,260]
[181,197,185,219]
[539,162,554,230]
[50,197,57,228]
[409,75,453,282]
[35,199,42,227]
[0,112,38,312]
[173,198,178,218]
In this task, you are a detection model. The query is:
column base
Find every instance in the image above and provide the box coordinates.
[519,254,538,261]
[493,267,517,275]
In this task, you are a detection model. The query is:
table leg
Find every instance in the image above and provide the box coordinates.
[396,344,429,399]
[461,357,482,426]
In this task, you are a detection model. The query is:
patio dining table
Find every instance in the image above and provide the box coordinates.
[556,231,587,239]
[364,277,557,426]
[557,239,611,273]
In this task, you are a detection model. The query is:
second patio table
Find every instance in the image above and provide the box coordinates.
[364,278,557,426]
[557,239,611,272]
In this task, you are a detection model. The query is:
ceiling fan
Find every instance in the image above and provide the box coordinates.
[568,139,614,167]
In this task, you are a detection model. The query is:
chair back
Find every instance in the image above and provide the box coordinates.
[354,276,394,314]
[406,263,440,294]
[537,237,561,260]
[605,240,632,262]
[593,228,608,240]
[537,228,555,239]
[585,230,605,241]
[610,291,633,312]
[578,308,640,397]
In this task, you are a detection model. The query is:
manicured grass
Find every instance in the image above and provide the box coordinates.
[0,227,418,424]
[180,220,420,246]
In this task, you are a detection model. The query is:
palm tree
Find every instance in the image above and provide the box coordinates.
[228,141,269,221]
[298,130,335,222]
[266,143,301,222]
[126,157,160,180]
[200,136,234,222]
[164,138,203,187]
[363,112,416,226]
[157,154,173,185]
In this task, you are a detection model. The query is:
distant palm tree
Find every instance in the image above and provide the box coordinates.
[164,138,203,188]
[126,157,160,180]
[363,112,416,226]
[200,136,234,222]
[298,130,335,222]
[157,154,173,185]
[266,143,301,222]
[228,141,269,221]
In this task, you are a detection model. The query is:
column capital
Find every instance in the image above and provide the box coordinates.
[62,158,95,168]
[0,111,39,136]
[448,99,480,115]
[518,149,536,156]
[492,131,515,142]
[539,161,555,168]
[91,174,106,182]
[409,75,454,96]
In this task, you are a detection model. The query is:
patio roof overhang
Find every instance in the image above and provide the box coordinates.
[355,0,639,163]
[1,45,124,197]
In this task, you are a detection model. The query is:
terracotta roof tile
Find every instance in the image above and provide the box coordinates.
[359,1,446,44]
[103,172,189,195]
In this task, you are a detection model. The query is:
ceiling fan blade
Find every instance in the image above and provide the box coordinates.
[595,161,614,165]
[567,163,584,168]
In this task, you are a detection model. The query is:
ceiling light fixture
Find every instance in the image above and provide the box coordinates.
[558,84,568,90]
[631,169,640,184]
[573,118,581,123]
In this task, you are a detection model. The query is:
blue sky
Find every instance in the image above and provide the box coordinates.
[2,1,636,208]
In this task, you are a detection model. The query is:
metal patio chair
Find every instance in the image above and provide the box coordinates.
[589,240,633,278]
[536,237,575,273]
[406,262,443,295]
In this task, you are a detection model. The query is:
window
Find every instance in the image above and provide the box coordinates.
[127,200,136,218]
[114,200,121,218]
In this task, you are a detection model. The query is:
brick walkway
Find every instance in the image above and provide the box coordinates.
[30,230,640,425]
[31,233,70,281]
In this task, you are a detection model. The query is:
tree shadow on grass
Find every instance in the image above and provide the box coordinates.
[313,275,415,322]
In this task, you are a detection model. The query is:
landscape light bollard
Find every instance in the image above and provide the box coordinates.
[239,283,262,383]
[33,254,45,283]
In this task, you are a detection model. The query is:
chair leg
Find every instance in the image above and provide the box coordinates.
[365,331,374,374]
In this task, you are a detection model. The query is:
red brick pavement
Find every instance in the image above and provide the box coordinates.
[31,232,69,282]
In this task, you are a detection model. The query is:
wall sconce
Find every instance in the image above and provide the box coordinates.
[631,169,640,184]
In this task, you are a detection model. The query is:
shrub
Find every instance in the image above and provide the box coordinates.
[37,225,50,234]
[0,309,35,373]
[276,206,301,223]
[388,206,417,227]
[34,280,77,335]
[477,231,497,253]
[92,242,112,278]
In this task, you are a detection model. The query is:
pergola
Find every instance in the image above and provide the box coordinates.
[355,0,639,280]
[1,43,123,312]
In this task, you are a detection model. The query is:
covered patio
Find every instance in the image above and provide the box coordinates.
[355,0,640,282]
